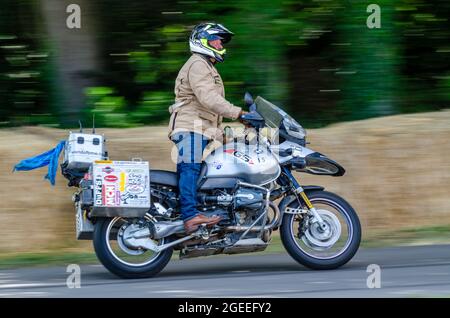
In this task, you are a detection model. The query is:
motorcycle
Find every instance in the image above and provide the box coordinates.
[68,93,361,278]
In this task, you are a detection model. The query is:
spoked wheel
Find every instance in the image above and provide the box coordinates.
[280,191,361,270]
[93,217,172,279]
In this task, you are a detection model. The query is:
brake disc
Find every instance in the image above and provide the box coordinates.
[301,209,342,250]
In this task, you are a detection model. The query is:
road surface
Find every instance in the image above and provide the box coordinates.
[0,244,449,297]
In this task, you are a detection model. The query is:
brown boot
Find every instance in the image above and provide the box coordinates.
[184,214,222,234]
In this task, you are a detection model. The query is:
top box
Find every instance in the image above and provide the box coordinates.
[63,132,106,172]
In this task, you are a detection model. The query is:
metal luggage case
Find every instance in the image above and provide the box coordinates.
[64,132,106,172]
[90,160,151,217]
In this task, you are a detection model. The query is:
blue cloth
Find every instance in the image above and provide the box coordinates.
[13,140,66,186]
[171,132,209,221]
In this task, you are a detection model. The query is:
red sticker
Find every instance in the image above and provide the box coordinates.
[104,175,118,182]
[104,184,116,206]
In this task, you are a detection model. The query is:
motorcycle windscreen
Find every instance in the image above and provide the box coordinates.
[304,153,345,176]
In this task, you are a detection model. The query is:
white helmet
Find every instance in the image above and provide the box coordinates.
[189,22,234,63]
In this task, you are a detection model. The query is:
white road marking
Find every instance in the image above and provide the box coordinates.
[0,280,15,285]
[273,289,302,293]
[158,290,193,293]
[0,291,48,297]
[0,283,62,289]
[389,289,425,295]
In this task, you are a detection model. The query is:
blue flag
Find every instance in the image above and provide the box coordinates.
[13,140,66,186]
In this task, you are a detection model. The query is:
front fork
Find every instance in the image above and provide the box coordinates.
[282,167,328,231]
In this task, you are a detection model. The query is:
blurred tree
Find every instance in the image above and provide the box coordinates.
[396,0,450,113]
[1,0,449,128]
[0,0,54,126]
[335,0,401,121]
[40,0,102,126]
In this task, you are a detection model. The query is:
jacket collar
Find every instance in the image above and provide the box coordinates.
[193,53,215,67]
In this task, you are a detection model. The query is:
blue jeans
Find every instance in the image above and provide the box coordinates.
[171,132,209,221]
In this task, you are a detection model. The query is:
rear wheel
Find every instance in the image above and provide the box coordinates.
[280,191,361,270]
[93,217,172,279]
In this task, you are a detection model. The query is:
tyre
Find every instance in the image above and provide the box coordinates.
[280,190,361,270]
[93,217,173,279]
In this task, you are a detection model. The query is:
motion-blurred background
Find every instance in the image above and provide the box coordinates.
[0,0,449,265]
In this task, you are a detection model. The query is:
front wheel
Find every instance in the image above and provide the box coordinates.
[280,190,361,270]
[93,217,173,279]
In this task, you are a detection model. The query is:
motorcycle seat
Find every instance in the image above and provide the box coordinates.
[150,169,178,187]
[150,165,238,190]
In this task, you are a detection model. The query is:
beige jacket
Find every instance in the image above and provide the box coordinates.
[168,53,242,141]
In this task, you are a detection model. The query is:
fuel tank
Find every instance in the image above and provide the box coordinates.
[204,142,281,186]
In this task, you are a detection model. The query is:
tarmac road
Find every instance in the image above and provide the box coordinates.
[0,244,449,298]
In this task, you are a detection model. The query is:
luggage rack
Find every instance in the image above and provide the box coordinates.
[61,161,86,187]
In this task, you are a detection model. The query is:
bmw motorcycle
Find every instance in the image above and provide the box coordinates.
[83,93,361,278]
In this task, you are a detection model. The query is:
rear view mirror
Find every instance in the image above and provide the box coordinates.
[244,92,254,107]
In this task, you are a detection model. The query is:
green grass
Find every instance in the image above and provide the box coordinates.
[1,224,449,269]
[0,251,98,269]
[361,224,450,248]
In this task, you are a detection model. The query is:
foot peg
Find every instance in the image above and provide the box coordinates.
[192,224,211,240]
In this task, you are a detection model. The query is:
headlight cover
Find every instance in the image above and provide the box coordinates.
[284,117,306,139]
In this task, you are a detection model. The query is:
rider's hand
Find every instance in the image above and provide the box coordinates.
[238,110,249,125]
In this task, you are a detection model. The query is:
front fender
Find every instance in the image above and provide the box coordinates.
[303,152,345,176]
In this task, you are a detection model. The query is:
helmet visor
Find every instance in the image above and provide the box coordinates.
[207,34,232,43]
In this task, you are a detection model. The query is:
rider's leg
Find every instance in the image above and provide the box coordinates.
[171,132,209,221]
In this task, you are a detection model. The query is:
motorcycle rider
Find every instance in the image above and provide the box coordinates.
[168,22,247,234]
